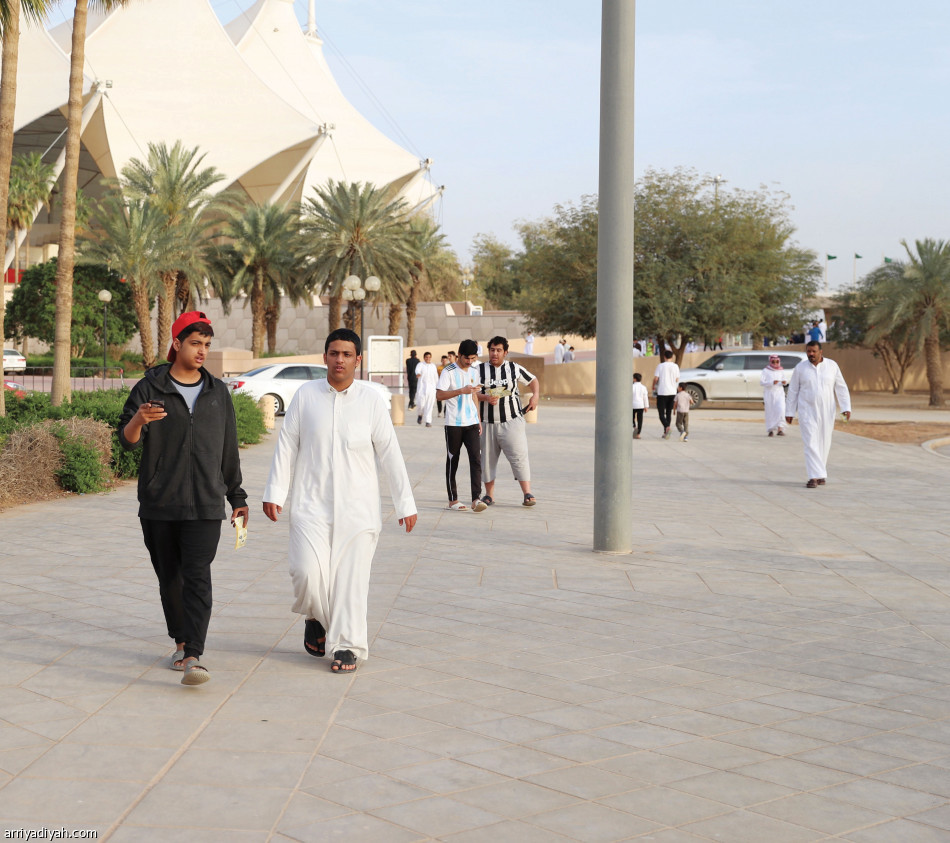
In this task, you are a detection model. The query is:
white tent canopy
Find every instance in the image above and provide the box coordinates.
[4,0,441,272]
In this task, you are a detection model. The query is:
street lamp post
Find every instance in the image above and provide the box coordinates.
[97,289,112,387]
[341,275,381,380]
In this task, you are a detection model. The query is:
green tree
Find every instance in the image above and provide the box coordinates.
[634,169,819,361]
[79,194,173,368]
[211,202,308,358]
[302,180,415,337]
[51,0,133,406]
[1,0,56,417]
[470,233,518,309]
[404,215,450,344]
[867,239,950,406]
[7,151,55,275]
[516,196,599,339]
[831,262,920,394]
[119,140,227,358]
[5,258,137,356]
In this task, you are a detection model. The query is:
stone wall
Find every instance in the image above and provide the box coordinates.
[128,296,531,357]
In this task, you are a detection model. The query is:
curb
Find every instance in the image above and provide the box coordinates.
[921,436,950,459]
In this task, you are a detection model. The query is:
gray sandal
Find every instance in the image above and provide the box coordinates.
[170,649,186,671]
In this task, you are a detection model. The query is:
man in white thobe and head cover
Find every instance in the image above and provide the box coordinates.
[523,331,535,355]
[785,341,851,488]
[553,339,566,364]
[760,354,789,437]
[263,328,417,673]
[415,351,439,427]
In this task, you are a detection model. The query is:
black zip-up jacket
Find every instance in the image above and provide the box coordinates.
[119,364,247,521]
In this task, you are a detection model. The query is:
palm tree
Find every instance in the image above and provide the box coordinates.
[79,193,172,369]
[51,0,131,406]
[869,239,950,407]
[302,180,415,336]
[405,215,448,345]
[7,152,55,273]
[210,202,308,358]
[1,0,55,418]
[119,140,226,358]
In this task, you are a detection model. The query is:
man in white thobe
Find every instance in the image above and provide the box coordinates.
[415,351,439,426]
[785,341,851,488]
[263,329,417,673]
[759,354,788,436]
[553,339,566,364]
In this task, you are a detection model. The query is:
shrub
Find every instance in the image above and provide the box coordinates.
[54,432,108,494]
[232,393,267,445]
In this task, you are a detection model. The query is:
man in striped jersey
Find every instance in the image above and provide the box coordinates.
[477,336,540,507]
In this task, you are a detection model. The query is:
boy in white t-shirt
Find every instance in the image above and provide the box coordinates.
[631,373,649,439]
[674,383,694,441]
[435,339,486,512]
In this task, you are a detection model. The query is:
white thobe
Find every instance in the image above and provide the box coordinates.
[415,362,439,424]
[785,359,851,480]
[759,366,788,433]
[554,343,564,364]
[524,335,534,355]
[263,379,416,661]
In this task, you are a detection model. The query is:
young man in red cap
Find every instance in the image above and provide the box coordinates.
[119,311,248,686]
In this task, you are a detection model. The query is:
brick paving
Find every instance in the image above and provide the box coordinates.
[0,400,948,841]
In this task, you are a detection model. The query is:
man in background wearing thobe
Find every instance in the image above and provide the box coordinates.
[785,341,851,489]
[760,354,788,437]
[553,339,566,364]
[415,351,439,427]
[263,328,417,673]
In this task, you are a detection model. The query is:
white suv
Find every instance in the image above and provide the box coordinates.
[678,351,807,408]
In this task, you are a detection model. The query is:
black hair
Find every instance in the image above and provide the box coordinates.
[663,350,673,359]
[410,350,417,357]
[458,338,478,357]
[487,336,509,351]
[178,322,213,341]
[633,373,642,382]
[326,328,361,355]
[805,340,822,349]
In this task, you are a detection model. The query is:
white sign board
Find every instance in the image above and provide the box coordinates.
[367,335,403,376]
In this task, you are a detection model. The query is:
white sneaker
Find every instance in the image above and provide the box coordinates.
[679,431,687,441]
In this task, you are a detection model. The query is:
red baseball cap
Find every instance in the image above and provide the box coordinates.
[167,311,213,362]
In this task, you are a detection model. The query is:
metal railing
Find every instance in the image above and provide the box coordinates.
[3,366,127,393]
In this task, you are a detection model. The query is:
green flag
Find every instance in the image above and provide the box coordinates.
[827,254,837,260]
[855,253,863,259]
[884,257,893,263]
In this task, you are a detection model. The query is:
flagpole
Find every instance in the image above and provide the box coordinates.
[853,254,856,285]
[824,256,828,293]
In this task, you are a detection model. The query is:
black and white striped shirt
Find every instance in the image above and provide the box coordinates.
[478,361,536,424]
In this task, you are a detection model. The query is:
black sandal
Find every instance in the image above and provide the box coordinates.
[330,649,358,673]
[481,495,494,506]
[304,619,326,657]
[523,493,537,507]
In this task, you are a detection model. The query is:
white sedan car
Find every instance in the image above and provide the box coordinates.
[223,363,391,414]
[3,349,26,372]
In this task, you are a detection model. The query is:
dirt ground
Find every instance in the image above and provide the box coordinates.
[834,420,950,445]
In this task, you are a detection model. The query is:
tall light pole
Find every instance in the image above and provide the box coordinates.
[342,275,381,380]
[713,173,727,203]
[98,289,112,387]
[593,0,635,554]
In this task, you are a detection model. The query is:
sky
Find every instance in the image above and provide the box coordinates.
[43,0,950,291]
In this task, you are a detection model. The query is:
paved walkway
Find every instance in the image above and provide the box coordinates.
[1,401,949,841]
